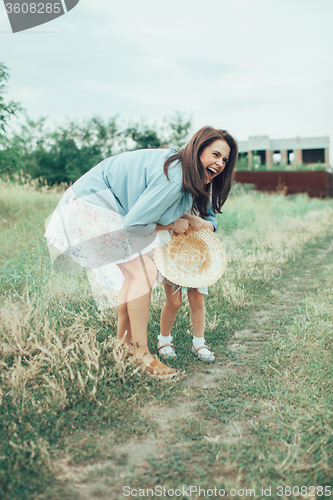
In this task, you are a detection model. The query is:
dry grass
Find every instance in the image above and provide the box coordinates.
[0,296,138,408]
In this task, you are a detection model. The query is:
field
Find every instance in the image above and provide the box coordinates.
[1,176,333,500]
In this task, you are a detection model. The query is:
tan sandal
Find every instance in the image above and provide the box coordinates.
[142,357,177,378]
[157,342,177,359]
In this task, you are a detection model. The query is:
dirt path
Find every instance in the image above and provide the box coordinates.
[56,237,333,500]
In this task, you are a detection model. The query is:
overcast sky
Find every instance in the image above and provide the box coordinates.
[1,0,332,155]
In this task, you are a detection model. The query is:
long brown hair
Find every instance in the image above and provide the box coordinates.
[163,126,238,216]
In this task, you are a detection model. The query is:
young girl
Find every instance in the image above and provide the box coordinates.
[44,127,237,377]
[157,129,238,362]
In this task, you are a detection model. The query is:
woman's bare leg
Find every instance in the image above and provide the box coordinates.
[116,267,132,346]
[160,284,182,337]
[117,254,157,365]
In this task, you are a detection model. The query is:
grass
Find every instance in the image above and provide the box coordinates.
[1,177,333,499]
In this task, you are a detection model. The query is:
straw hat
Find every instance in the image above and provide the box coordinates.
[153,227,227,288]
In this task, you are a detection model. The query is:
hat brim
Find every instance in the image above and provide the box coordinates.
[153,227,227,288]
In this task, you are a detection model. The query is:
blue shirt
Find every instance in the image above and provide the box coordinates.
[72,148,193,236]
[204,207,217,232]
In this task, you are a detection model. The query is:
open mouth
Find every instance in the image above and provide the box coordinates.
[205,166,218,181]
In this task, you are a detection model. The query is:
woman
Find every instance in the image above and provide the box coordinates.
[44,126,238,378]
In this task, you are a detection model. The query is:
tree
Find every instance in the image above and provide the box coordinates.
[0,111,193,184]
[0,115,119,183]
[0,63,22,136]
[167,111,192,148]
[124,120,164,150]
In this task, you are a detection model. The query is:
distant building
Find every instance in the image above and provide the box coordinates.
[238,135,330,168]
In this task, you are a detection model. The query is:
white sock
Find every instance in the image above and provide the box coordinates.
[158,334,174,355]
[193,336,211,355]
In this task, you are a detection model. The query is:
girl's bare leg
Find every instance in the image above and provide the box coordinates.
[187,289,205,338]
[187,289,214,360]
[160,284,182,337]
[117,254,157,365]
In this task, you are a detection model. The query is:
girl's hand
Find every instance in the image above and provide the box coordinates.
[172,217,189,234]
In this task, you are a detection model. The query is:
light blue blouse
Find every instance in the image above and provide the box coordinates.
[72,148,193,236]
[203,206,217,232]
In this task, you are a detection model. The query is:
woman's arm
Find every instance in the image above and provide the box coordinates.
[182,213,203,230]
[155,218,189,234]
[182,212,215,232]
[155,223,173,232]
[122,180,184,235]
[202,219,215,232]
[203,204,217,232]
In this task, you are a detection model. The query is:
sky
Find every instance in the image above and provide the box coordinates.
[1,0,333,157]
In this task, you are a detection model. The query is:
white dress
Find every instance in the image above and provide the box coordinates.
[44,149,194,310]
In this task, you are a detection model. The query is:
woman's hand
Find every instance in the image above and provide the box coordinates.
[182,213,215,232]
[182,213,204,231]
[173,217,189,234]
[202,219,215,232]
[186,214,204,231]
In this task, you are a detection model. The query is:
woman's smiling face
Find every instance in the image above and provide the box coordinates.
[200,139,230,184]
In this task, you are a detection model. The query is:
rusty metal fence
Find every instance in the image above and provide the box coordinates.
[234,171,333,198]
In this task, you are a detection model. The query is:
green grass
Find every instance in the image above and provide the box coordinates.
[1,177,333,499]
[194,240,333,488]
[114,238,333,499]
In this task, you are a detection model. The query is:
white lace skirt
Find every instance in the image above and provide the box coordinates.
[44,187,170,308]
